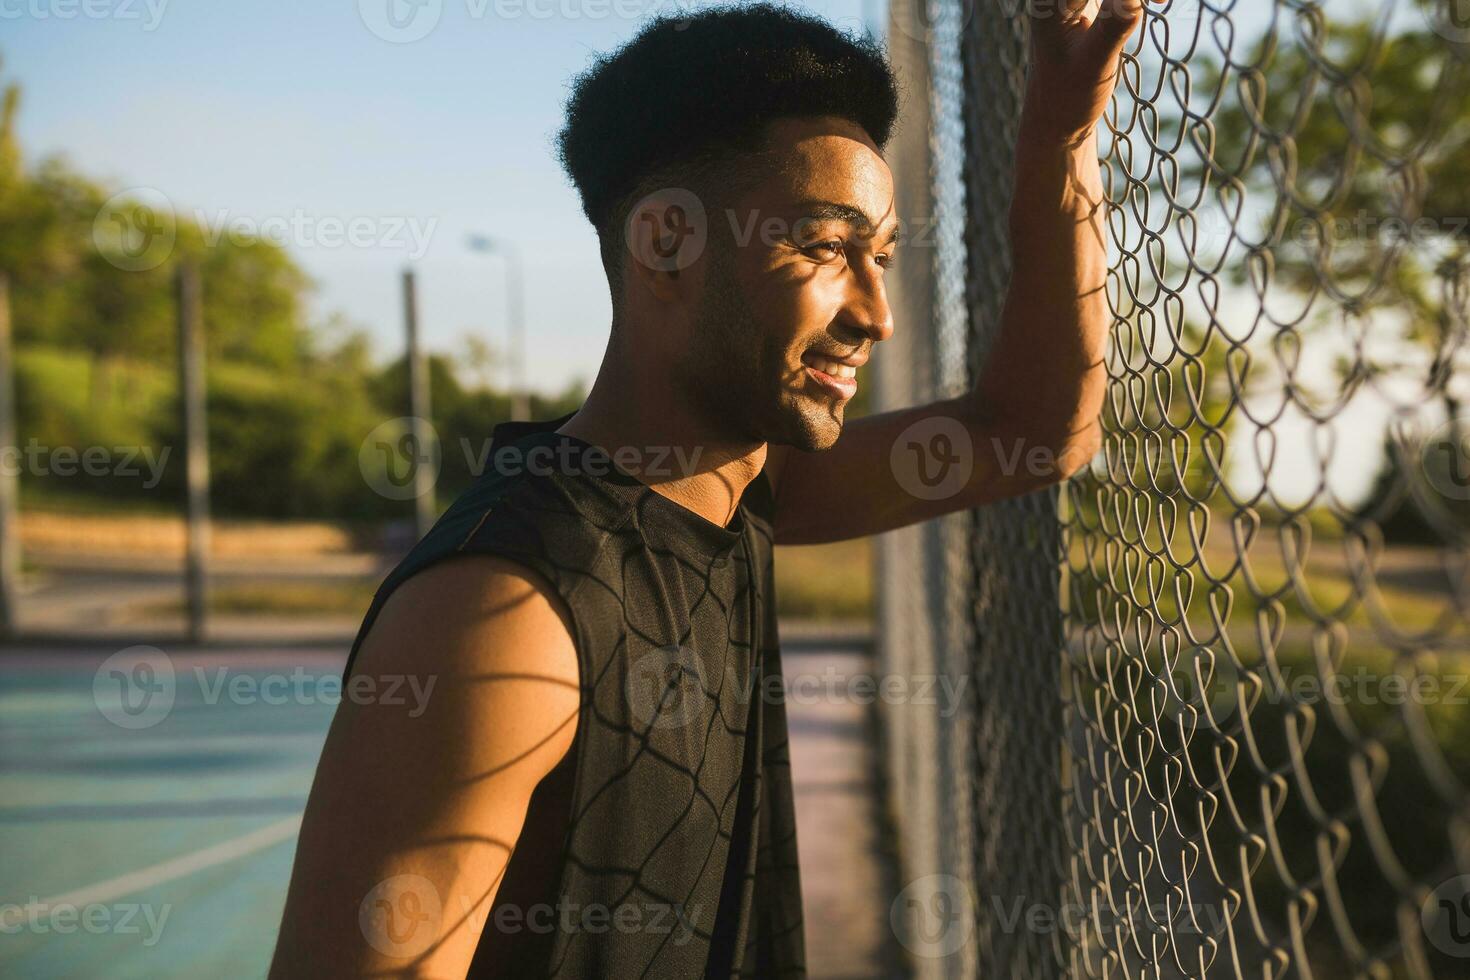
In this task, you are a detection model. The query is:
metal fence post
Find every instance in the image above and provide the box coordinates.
[0,273,18,639]
[875,3,954,975]
[176,262,211,644]
[879,1,983,977]
[961,5,1067,979]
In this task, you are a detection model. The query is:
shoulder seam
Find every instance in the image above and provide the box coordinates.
[451,478,641,609]
[456,505,496,551]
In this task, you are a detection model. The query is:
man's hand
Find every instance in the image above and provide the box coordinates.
[1025,0,1148,147]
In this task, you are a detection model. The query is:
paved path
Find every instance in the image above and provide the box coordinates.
[785,643,905,979]
[15,553,385,640]
[0,633,902,978]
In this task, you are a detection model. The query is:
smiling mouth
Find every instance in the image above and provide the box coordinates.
[800,351,861,401]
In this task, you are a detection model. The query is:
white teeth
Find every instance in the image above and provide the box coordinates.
[809,356,857,381]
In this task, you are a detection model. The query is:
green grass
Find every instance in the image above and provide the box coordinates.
[135,538,876,623]
[1057,493,1469,974]
[19,490,182,518]
[1066,613,1470,974]
[141,581,377,618]
[18,346,170,450]
[774,539,873,621]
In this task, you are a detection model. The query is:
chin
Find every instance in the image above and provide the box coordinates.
[771,396,845,452]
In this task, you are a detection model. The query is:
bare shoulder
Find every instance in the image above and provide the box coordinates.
[269,554,580,977]
[347,553,582,776]
[362,554,579,682]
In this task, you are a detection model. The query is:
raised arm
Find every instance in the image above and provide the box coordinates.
[268,556,579,978]
[766,0,1145,544]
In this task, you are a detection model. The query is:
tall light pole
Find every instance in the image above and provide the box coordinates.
[467,235,529,421]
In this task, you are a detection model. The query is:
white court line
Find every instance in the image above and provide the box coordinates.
[0,814,303,927]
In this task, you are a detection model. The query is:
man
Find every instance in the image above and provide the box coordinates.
[269,1,1142,976]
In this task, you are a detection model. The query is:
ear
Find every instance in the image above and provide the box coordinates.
[621,187,710,304]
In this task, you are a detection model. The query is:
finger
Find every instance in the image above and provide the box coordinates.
[1026,0,1092,44]
[1084,0,1147,55]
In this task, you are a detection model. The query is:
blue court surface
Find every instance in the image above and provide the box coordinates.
[0,645,346,979]
[1,639,896,979]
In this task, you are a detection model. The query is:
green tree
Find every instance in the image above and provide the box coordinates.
[1187,10,1469,537]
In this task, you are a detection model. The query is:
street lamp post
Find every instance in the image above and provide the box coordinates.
[467,235,530,421]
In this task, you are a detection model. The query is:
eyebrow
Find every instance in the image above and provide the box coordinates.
[792,199,904,246]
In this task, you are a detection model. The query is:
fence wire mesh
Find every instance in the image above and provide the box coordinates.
[877,4,983,976]
[879,0,1470,977]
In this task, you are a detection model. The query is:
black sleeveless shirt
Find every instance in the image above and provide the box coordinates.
[342,415,806,978]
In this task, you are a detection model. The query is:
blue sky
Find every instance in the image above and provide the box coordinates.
[6,0,879,393]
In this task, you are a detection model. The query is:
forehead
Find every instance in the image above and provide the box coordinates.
[736,116,898,231]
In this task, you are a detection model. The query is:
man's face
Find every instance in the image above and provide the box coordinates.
[676,115,899,451]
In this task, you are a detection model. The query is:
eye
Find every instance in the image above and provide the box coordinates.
[802,239,846,260]
[876,252,896,269]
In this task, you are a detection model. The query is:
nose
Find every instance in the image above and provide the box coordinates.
[838,256,895,346]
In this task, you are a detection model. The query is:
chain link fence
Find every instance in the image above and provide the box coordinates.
[877,2,981,973]
[877,0,1470,976]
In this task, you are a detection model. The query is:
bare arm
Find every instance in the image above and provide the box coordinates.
[268,556,579,978]
[766,0,1146,545]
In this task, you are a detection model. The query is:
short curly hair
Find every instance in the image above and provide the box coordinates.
[555,1,901,305]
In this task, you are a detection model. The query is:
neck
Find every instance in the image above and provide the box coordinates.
[559,337,766,528]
